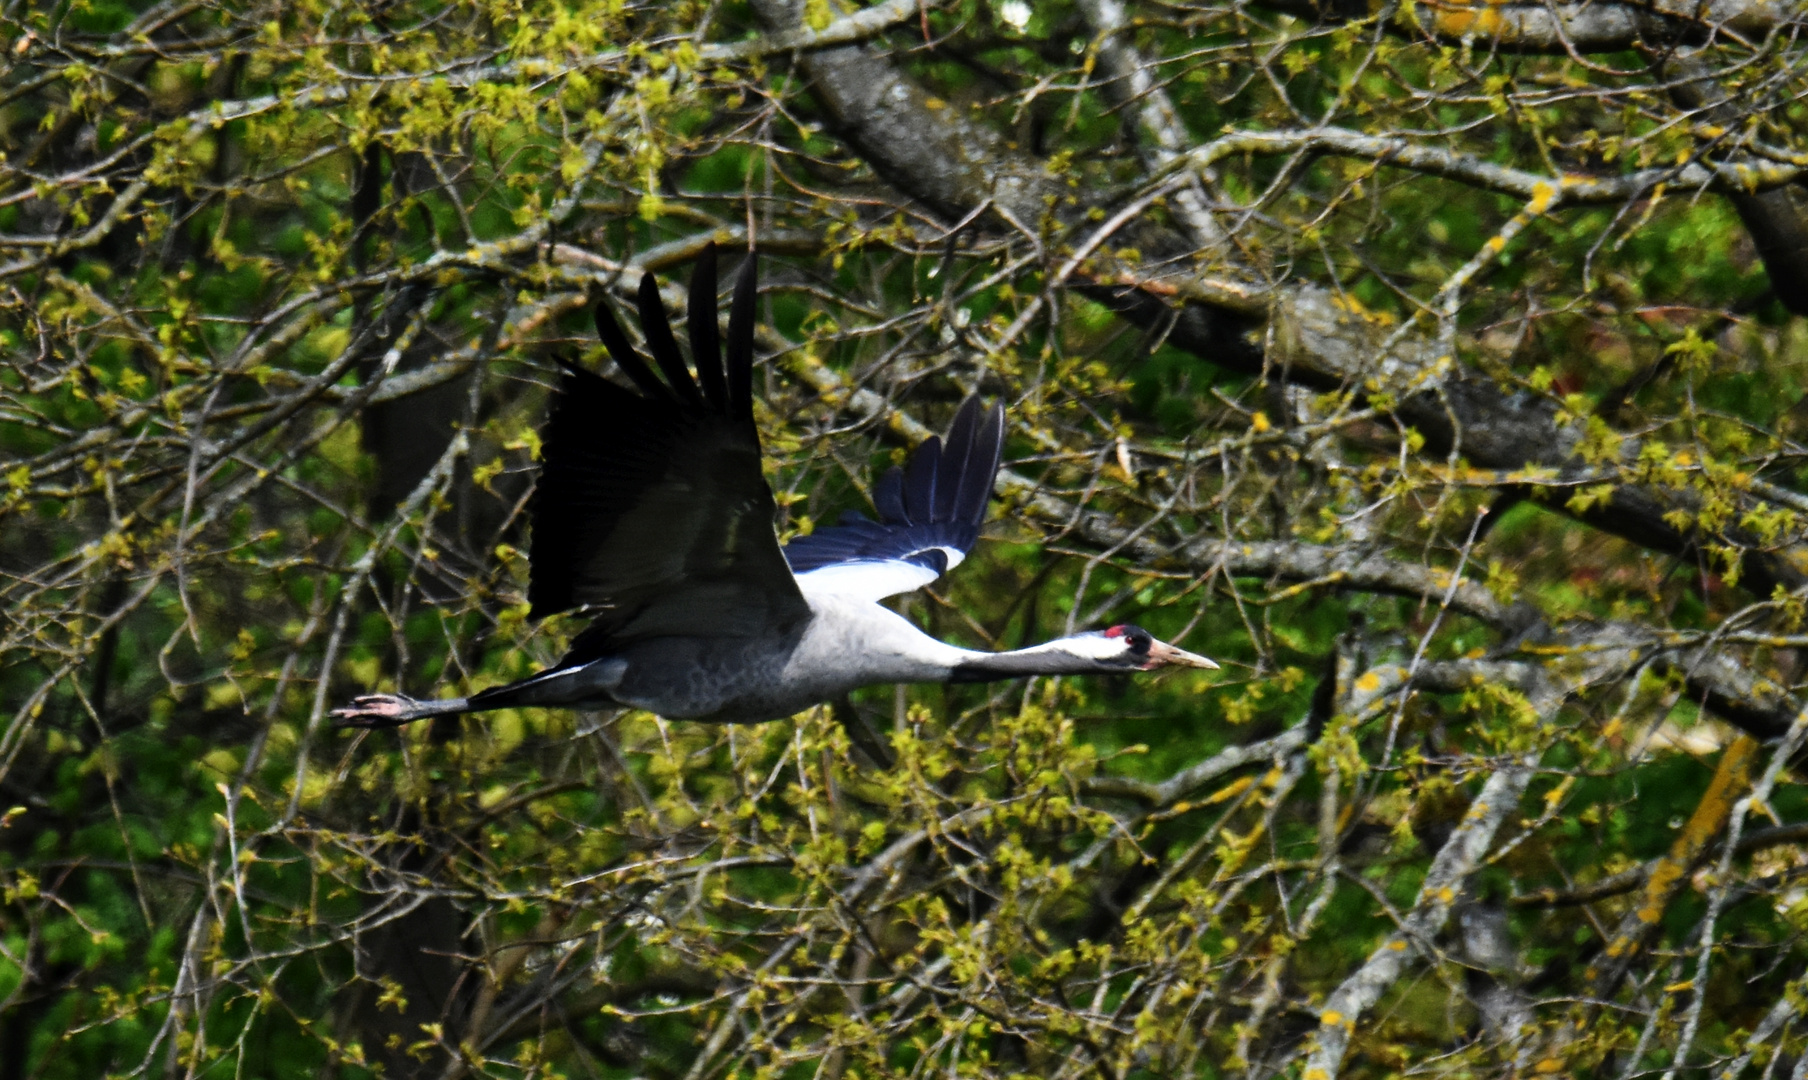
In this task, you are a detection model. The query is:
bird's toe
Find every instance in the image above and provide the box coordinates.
[331,693,417,727]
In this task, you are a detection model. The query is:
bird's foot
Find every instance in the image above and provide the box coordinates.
[331,693,428,728]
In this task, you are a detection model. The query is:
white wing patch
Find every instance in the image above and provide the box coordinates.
[795,559,941,604]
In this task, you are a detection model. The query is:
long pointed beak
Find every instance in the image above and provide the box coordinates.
[1148,640,1220,670]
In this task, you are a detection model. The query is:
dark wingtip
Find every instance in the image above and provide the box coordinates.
[639,271,705,407]
[726,251,757,420]
[593,298,671,402]
[977,402,1006,512]
[935,397,984,522]
[874,463,907,524]
[902,435,942,526]
[691,243,728,411]
[949,399,1004,530]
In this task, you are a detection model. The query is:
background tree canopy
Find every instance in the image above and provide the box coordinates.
[6,0,1808,1076]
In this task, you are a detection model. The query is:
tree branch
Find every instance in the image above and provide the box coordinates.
[750,0,1808,604]
[1251,0,1799,55]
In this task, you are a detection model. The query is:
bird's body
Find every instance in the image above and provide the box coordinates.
[333,246,1215,732]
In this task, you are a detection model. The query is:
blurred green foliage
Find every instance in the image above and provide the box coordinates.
[3,0,1808,1077]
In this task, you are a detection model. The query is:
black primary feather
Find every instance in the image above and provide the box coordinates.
[782,397,1006,576]
[637,272,705,408]
[594,299,670,402]
[873,465,908,522]
[956,403,1004,527]
[725,253,757,419]
[902,436,942,524]
[690,244,728,410]
[935,397,980,522]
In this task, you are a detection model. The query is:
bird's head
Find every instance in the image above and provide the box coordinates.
[1073,624,1219,672]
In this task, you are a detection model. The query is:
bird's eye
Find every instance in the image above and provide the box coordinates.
[1105,624,1151,653]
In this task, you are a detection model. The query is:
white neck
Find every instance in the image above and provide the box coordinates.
[793,593,1122,688]
[943,637,1127,683]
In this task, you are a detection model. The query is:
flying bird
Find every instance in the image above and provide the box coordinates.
[331,246,1216,733]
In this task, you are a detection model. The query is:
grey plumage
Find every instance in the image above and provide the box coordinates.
[331,247,1216,734]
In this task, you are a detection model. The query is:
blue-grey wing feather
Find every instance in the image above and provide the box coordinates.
[783,397,1004,582]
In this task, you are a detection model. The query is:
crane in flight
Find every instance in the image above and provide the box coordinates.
[332,246,1216,733]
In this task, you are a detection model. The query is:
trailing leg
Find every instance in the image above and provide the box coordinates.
[332,693,471,727]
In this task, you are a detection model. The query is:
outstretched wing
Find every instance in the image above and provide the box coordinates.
[528,244,809,649]
[783,396,1005,604]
